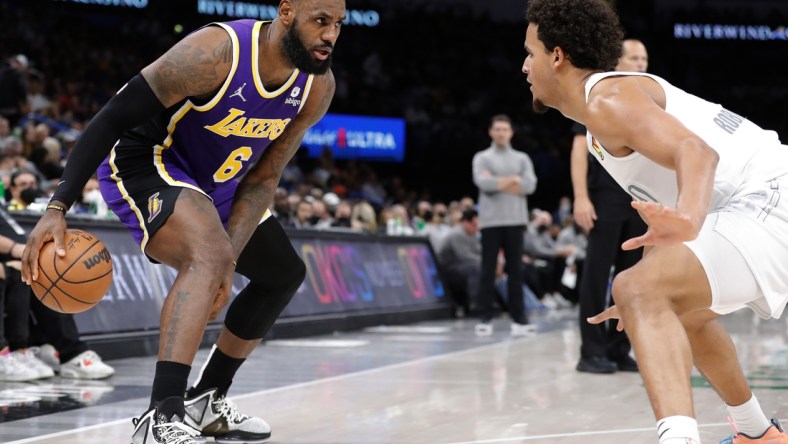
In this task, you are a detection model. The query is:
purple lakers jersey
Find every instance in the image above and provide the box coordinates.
[98,19,313,218]
[161,20,311,195]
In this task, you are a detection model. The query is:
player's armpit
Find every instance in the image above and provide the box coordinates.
[141,25,234,108]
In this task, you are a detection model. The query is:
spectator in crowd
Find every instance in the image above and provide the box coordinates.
[555,219,588,303]
[437,208,482,316]
[524,210,575,308]
[6,168,42,211]
[0,116,10,139]
[351,200,378,233]
[310,198,334,229]
[494,250,548,315]
[0,54,28,127]
[331,201,353,228]
[412,200,433,232]
[272,187,294,227]
[31,136,65,184]
[421,204,452,252]
[292,199,314,229]
[472,114,537,336]
[389,204,414,235]
[72,177,102,214]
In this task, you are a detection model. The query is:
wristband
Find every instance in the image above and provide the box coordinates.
[47,203,68,213]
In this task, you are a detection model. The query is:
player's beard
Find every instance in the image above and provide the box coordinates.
[281,18,333,74]
[533,98,549,114]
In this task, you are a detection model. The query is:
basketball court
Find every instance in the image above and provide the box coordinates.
[3,309,787,443]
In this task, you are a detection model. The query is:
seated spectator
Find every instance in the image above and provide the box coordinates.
[292,199,314,229]
[389,204,414,235]
[310,198,334,229]
[437,208,482,315]
[494,250,548,314]
[272,187,294,227]
[351,201,378,233]
[331,201,353,228]
[0,208,113,380]
[524,210,574,308]
[555,219,588,303]
[5,168,43,211]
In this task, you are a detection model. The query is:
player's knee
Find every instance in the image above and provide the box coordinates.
[187,240,235,279]
[268,255,305,299]
[611,269,654,312]
[248,251,306,296]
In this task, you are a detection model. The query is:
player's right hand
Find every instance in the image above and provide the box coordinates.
[21,207,68,285]
[573,196,597,231]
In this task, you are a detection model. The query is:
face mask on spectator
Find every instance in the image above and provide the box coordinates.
[83,189,103,205]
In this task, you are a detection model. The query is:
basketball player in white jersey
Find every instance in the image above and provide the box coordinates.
[524,1,788,443]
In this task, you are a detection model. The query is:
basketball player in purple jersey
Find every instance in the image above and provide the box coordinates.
[21,1,345,443]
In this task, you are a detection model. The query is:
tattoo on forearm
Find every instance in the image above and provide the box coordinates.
[162,290,188,360]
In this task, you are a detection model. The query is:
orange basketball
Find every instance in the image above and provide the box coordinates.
[32,229,113,314]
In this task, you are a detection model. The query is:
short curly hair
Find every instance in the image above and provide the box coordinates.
[526,0,624,71]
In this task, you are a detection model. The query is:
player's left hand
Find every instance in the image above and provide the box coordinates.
[208,265,235,321]
[622,201,700,250]
[587,305,624,332]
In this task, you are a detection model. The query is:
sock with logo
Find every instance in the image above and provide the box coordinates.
[726,394,771,438]
[150,361,191,408]
[657,416,701,444]
[187,345,245,398]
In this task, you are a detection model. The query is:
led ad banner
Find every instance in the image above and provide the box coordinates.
[302,113,406,162]
[16,217,444,334]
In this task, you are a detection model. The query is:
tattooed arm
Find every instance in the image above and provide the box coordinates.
[141,25,233,106]
[225,72,336,258]
[22,26,235,284]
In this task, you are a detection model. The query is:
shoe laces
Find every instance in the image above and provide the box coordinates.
[153,417,200,444]
[212,397,249,424]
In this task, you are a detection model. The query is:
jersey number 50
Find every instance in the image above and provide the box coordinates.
[214,146,252,183]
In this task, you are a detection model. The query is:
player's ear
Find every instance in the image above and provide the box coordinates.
[279,0,296,25]
[553,46,566,67]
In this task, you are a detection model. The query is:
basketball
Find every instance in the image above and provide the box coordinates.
[31,229,113,314]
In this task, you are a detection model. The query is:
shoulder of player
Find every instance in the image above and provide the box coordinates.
[142,25,233,107]
[586,79,654,132]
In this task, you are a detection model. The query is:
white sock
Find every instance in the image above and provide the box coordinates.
[726,394,771,437]
[657,416,701,444]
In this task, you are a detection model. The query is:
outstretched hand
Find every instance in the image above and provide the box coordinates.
[21,209,68,285]
[622,201,700,250]
[587,305,624,332]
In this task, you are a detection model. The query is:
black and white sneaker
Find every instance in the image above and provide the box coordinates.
[131,397,202,444]
[184,388,271,443]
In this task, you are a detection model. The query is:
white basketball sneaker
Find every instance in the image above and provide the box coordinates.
[0,351,40,382]
[60,350,115,379]
[131,397,202,444]
[184,388,271,443]
[10,349,55,379]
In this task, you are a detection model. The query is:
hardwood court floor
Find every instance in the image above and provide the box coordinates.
[3,309,788,443]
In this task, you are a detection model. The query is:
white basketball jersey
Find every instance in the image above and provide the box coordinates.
[584,72,782,210]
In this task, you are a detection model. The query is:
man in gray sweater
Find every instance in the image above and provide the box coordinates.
[472,114,538,335]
